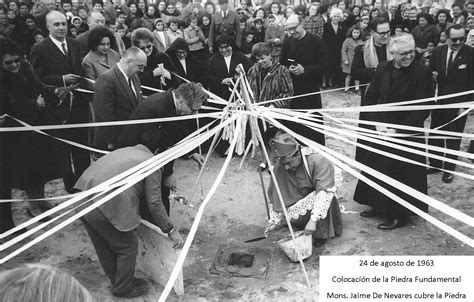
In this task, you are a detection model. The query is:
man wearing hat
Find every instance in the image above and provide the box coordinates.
[280,14,328,146]
[265,131,343,246]
[208,0,242,53]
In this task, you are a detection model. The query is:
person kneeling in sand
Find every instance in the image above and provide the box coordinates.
[265,131,343,246]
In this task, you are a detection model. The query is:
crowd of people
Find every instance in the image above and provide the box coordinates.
[1,0,473,299]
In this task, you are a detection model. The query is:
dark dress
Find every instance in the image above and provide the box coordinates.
[356,60,434,220]
[323,22,347,83]
[0,61,68,189]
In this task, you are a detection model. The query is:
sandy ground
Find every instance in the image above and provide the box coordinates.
[1,90,473,301]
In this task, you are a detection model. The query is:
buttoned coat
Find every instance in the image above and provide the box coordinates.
[208,11,242,48]
[82,48,121,81]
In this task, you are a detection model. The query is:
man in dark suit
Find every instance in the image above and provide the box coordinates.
[208,0,242,53]
[428,24,474,183]
[92,47,146,152]
[30,10,90,193]
[75,12,106,59]
[117,82,207,214]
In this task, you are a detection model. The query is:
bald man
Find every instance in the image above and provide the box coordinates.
[30,11,91,195]
[75,12,113,58]
[92,47,147,152]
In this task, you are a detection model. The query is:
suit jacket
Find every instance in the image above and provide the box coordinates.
[82,49,121,81]
[30,36,87,124]
[74,144,172,232]
[430,44,474,104]
[204,51,251,99]
[117,90,189,151]
[209,11,242,48]
[92,65,143,149]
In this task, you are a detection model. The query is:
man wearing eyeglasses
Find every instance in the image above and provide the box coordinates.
[279,14,328,146]
[92,47,147,153]
[427,24,474,183]
[116,82,207,215]
[359,34,433,230]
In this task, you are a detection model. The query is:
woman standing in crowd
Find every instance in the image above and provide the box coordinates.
[131,28,176,92]
[269,1,285,27]
[323,8,346,88]
[82,26,120,81]
[166,37,202,83]
[0,38,71,218]
[247,42,293,108]
[435,9,452,34]
[303,2,324,37]
[411,12,439,59]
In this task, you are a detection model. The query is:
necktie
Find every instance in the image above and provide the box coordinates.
[447,50,454,74]
[61,42,70,59]
[223,11,227,18]
[128,78,136,100]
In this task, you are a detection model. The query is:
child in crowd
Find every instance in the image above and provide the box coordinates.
[250,17,265,44]
[116,10,129,35]
[394,24,404,36]
[341,25,364,94]
[184,15,207,63]
[153,18,170,52]
[68,26,78,38]
[166,17,184,45]
[33,30,45,45]
[241,31,254,58]
[422,41,435,66]
[117,23,131,48]
[265,14,285,60]
[200,15,211,49]
[438,31,447,46]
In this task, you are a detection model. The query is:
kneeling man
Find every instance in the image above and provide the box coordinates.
[265,131,343,246]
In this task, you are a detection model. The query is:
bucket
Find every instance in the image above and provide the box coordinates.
[276,231,312,262]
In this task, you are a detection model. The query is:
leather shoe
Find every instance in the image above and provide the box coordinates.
[426,167,441,174]
[442,172,454,183]
[360,208,376,218]
[378,219,407,230]
[113,285,149,298]
[313,238,327,247]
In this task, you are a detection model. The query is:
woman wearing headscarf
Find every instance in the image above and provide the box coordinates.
[166,38,202,83]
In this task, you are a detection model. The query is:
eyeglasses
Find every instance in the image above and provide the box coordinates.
[286,25,298,32]
[139,44,153,51]
[3,58,21,65]
[393,49,415,56]
[450,36,465,43]
[376,30,390,37]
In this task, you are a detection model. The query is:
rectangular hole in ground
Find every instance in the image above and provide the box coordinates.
[228,252,255,268]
